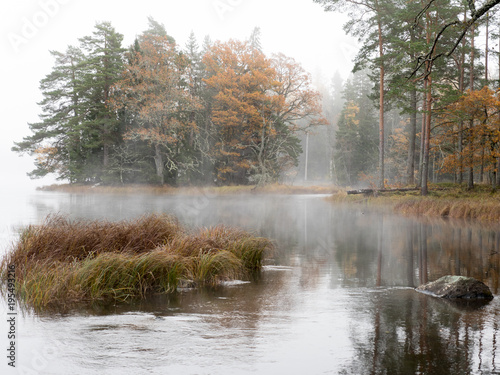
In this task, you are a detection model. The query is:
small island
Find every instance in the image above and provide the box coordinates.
[0,214,272,310]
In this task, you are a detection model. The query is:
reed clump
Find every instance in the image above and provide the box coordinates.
[0,214,272,309]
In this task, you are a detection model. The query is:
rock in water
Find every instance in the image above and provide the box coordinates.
[416,275,494,300]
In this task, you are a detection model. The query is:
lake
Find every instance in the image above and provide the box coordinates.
[1,189,500,374]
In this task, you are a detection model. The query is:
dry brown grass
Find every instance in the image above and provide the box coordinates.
[0,214,273,310]
[394,197,500,222]
[327,183,500,223]
[8,214,182,265]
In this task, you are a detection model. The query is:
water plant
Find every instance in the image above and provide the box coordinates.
[0,214,273,309]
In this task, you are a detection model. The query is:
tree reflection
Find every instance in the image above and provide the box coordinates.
[341,289,499,374]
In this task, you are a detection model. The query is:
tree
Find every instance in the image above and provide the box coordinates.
[203,41,326,185]
[112,34,199,185]
[79,21,125,172]
[203,40,279,184]
[407,0,467,194]
[414,0,500,68]
[13,22,125,183]
[12,46,85,181]
[248,27,263,52]
[437,87,500,189]
[334,70,378,186]
[314,0,389,188]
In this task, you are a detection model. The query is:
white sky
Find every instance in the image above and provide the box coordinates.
[0,0,357,191]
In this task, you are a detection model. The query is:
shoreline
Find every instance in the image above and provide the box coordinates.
[328,183,500,224]
[36,183,338,196]
[37,182,500,223]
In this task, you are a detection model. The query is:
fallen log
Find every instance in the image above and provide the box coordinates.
[347,187,420,195]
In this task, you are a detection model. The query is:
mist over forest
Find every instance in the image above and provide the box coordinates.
[11,0,500,194]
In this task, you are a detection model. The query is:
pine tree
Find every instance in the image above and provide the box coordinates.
[315,0,391,188]
[12,46,86,182]
[334,70,378,186]
[79,22,125,177]
[248,27,262,52]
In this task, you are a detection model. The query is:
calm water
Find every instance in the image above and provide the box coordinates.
[1,189,500,375]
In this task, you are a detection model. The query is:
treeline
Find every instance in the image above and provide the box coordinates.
[14,19,325,186]
[316,0,500,193]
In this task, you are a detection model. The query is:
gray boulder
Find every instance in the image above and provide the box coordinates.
[416,275,494,300]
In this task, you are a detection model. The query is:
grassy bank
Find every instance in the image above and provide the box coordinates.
[394,196,500,221]
[37,183,336,195]
[328,183,500,223]
[0,214,272,309]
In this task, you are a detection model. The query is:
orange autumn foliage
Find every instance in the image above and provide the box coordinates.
[112,34,200,183]
[203,40,326,183]
[436,87,500,179]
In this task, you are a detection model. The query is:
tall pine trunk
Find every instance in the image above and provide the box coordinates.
[418,80,427,188]
[421,74,432,196]
[468,25,475,190]
[421,9,433,196]
[458,20,466,184]
[407,88,417,185]
[375,1,385,189]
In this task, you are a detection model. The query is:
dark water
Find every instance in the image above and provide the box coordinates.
[1,190,500,374]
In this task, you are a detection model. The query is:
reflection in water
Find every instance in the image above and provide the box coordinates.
[344,289,500,375]
[0,192,500,374]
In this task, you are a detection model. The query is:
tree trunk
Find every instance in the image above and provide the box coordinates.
[458,33,466,184]
[480,146,485,183]
[376,6,385,189]
[497,158,500,187]
[407,88,417,186]
[154,143,164,185]
[494,158,499,189]
[421,8,433,196]
[421,75,432,196]
[468,25,475,190]
[468,126,474,190]
[305,131,309,182]
[485,12,489,84]
[418,81,427,188]
[103,143,109,168]
[258,124,267,185]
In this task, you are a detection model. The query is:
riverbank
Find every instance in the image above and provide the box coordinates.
[37,183,337,195]
[329,183,500,223]
[0,214,272,310]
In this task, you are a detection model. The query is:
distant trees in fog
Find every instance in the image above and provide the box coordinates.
[13,20,325,186]
[316,0,500,193]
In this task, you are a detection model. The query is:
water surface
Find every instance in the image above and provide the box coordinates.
[1,190,499,374]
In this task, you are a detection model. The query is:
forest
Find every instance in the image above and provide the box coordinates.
[13,0,500,195]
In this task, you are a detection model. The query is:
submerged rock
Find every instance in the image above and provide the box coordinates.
[416,275,494,300]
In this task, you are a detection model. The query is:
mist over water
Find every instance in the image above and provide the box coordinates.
[1,191,500,374]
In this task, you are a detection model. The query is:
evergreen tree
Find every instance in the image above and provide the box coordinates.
[334,71,378,186]
[315,0,390,188]
[13,22,125,183]
[248,27,263,52]
[79,22,125,178]
[13,46,86,182]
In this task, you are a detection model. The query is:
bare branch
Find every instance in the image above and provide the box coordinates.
[414,0,436,26]
[411,0,500,79]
